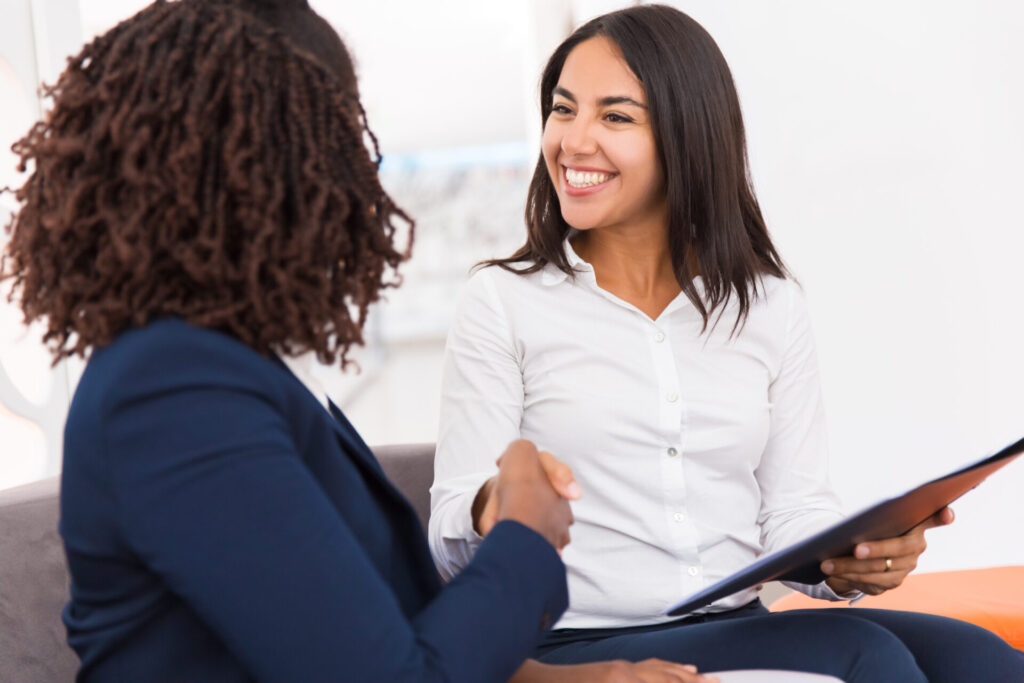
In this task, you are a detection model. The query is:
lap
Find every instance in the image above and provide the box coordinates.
[783,607,1024,682]
[538,609,925,683]
[538,606,1024,683]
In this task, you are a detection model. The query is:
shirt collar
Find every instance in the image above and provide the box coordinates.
[541,237,592,286]
[279,350,330,410]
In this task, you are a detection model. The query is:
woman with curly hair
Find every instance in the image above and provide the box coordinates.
[0,1,660,680]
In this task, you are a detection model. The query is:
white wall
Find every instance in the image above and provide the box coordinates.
[668,0,1024,572]
[0,0,81,491]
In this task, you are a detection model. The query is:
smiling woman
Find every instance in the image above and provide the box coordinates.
[429,4,1024,682]
[484,5,785,331]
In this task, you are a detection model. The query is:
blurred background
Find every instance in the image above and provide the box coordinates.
[1,0,1022,574]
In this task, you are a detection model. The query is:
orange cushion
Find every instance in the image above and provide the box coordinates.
[771,566,1024,650]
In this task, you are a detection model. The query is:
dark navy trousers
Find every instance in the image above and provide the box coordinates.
[535,600,1024,682]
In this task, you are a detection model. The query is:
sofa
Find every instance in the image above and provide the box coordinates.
[0,443,839,682]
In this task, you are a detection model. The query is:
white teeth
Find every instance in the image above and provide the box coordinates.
[565,168,612,188]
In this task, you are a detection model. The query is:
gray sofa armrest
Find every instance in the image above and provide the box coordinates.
[0,477,77,682]
[373,442,436,531]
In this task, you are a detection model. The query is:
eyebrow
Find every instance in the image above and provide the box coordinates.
[552,86,647,110]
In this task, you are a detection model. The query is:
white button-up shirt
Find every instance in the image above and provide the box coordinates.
[429,241,852,629]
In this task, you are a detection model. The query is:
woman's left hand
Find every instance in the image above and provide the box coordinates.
[820,506,955,596]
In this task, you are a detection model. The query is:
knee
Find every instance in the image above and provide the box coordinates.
[923,620,1024,680]
[838,619,923,683]
[776,614,926,683]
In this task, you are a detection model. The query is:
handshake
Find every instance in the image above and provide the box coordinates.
[471,440,581,552]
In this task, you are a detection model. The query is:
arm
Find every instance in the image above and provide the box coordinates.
[430,269,527,579]
[753,283,857,600]
[104,351,566,682]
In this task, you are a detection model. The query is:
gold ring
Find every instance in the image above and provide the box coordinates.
[884,557,893,573]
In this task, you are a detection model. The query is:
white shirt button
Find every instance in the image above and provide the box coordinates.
[654,331,666,343]
[666,391,679,403]
[688,566,699,576]
[673,512,686,522]
[667,447,678,457]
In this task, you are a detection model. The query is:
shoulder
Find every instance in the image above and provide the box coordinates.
[746,275,809,328]
[63,320,302,517]
[77,319,292,416]
[744,276,820,376]
[462,264,544,297]
[755,274,802,307]
[716,276,811,364]
[454,265,547,318]
[91,319,279,381]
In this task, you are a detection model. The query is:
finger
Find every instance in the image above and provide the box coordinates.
[911,506,955,533]
[829,570,908,593]
[496,440,546,482]
[498,439,539,466]
[538,450,583,500]
[557,529,571,552]
[636,659,712,682]
[822,553,917,576]
[831,568,908,584]
[561,514,574,549]
[638,659,699,672]
[849,532,926,561]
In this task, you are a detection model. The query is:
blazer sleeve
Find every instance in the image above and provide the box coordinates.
[100,341,566,682]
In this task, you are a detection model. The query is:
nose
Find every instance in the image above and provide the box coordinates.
[560,114,598,157]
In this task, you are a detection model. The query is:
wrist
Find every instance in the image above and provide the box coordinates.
[825,576,859,598]
[471,476,496,534]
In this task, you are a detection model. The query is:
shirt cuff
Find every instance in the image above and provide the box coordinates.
[781,578,863,603]
[815,579,864,603]
[432,476,489,581]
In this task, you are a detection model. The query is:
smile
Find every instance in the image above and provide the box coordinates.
[562,166,617,196]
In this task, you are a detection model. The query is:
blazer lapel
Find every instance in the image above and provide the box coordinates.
[326,400,424,523]
[271,353,425,534]
[328,400,442,597]
[326,400,386,477]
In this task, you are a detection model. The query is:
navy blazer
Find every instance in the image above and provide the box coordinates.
[60,319,567,682]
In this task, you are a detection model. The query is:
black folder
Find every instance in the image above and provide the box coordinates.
[665,436,1024,617]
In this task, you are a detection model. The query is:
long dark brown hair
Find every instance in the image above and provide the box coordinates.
[486,4,786,330]
[1,0,411,367]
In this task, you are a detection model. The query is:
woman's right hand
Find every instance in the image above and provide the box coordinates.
[576,660,717,683]
[477,440,578,551]
[512,658,716,683]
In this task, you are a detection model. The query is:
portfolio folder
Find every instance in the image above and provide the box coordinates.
[665,436,1024,617]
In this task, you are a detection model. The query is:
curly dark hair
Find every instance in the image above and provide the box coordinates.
[1,0,412,367]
